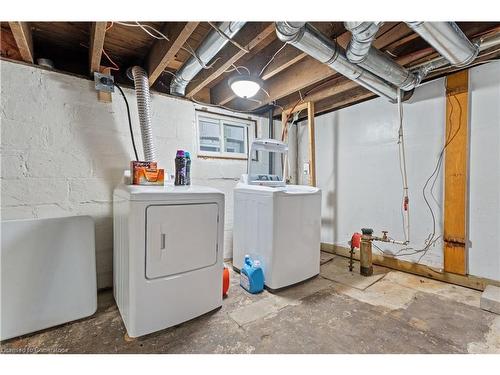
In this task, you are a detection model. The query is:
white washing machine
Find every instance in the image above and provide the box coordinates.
[233,183,321,290]
[113,184,224,337]
[233,139,321,291]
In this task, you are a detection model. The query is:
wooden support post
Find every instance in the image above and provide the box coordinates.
[444,70,469,275]
[89,22,107,75]
[307,101,316,187]
[8,22,34,63]
[281,101,316,187]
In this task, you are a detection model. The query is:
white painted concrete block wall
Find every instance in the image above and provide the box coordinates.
[310,61,500,280]
[1,60,268,288]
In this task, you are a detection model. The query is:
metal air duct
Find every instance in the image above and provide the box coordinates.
[170,22,246,96]
[275,22,400,102]
[344,22,420,91]
[129,66,157,162]
[406,22,479,67]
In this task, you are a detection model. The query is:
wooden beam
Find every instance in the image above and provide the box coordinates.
[444,70,469,275]
[280,101,316,186]
[185,22,275,99]
[210,40,307,105]
[307,101,316,187]
[8,22,34,63]
[321,243,500,291]
[210,23,341,106]
[146,22,199,86]
[89,22,107,74]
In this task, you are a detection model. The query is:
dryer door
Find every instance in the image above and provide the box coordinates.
[146,203,219,279]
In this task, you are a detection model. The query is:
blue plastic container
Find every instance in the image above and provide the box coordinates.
[240,255,264,294]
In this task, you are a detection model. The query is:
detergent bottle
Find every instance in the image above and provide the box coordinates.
[240,255,264,294]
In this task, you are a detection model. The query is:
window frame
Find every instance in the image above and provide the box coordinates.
[196,110,255,160]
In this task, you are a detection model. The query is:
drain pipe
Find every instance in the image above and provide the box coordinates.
[344,22,420,91]
[360,228,374,276]
[406,22,479,67]
[128,66,157,162]
[170,22,246,96]
[275,22,400,102]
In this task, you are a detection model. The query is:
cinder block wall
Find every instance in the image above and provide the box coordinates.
[1,60,267,288]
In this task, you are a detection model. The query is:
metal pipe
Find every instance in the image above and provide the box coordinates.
[406,22,479,67]
[360,228,374,276]
[130,66,156,161]
[345,22,420,91]
[170,21,246,96]
[275,22,400,102]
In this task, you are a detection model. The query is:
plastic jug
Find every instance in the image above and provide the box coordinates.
[240,255,264,294]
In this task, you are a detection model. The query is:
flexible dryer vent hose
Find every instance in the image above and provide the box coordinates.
[130,66,156,161]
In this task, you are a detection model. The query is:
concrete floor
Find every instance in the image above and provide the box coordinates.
[2,253,499,354]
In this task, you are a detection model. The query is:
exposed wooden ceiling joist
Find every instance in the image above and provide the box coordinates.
[185,22,276,99]
[241,23,404,110]
[89,22,107,74]
[146,22,199,86]
[210,40,307,105]
[210,23,342,106]
[8,22,34,63]
[287,27,500,118]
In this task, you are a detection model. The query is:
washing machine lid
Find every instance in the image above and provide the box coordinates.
[234,182,320,196]
[114,184,223,201]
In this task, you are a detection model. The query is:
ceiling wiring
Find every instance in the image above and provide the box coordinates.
[115,21,219,71]
[207,22,250,54]
[259,43,287,77]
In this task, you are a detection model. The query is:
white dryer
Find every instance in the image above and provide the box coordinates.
[113,184,224,337]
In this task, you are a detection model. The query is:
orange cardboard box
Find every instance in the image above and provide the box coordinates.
[130,161,165,185]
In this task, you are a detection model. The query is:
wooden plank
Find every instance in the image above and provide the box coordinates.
[146,22,199,86]
[89,22,107,74]
[8,22,34,63]
[210,23,339,106]
[307,101,316,187]
[210,40,307,105]
[444,69,469,275]
[185,22,275,99]
[321,243,500,291]
[281,101,316,186]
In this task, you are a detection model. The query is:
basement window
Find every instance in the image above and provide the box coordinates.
[196,111,253,159]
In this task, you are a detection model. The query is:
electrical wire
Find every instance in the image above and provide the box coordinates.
[116,21,218,70]
[259,43,287,77]
[225,64,251,75]
[102,49,120,71]
[114,82,139,161]
[382,91,463,263]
